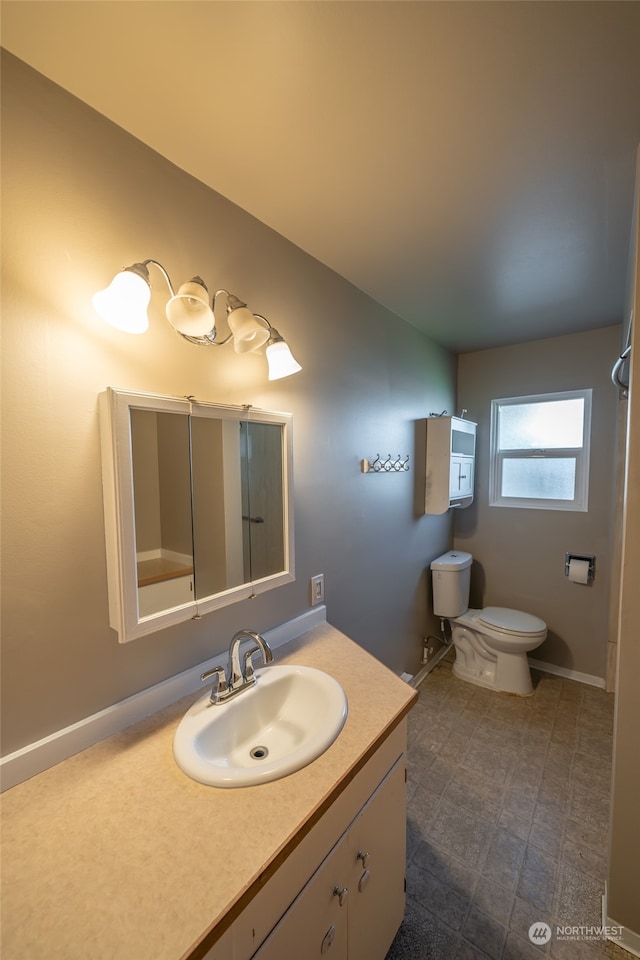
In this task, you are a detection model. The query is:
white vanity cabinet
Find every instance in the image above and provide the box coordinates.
[424,415,477,513]
[343,756,407,959]
[251,822,350,960]
[253,759,406,960]
[200,721,408,960]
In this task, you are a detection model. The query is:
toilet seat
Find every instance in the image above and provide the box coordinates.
[477,606,546,638]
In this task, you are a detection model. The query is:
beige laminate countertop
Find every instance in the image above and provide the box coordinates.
[0,622,417,960]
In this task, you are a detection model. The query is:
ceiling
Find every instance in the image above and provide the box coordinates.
[2,1,639,353]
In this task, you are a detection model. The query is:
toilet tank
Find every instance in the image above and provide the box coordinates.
[430,550,473,617]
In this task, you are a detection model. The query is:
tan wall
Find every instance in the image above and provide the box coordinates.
[455,326,621,680]
[156,412,192,557]
[0,52,456,754]
[131,410,193,558]
[607,150,640,937]
[130,410,162,554]
[191,416,231,595]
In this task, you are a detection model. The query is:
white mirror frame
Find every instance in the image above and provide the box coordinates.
[99,388,295,643]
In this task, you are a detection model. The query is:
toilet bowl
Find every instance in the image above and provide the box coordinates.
[430,551,547,696]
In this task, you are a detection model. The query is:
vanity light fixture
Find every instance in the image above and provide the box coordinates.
[93,259,301,380]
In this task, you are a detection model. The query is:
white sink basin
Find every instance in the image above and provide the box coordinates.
[173,665,348,787]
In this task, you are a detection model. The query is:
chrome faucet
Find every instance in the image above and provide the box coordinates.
[201,629,273,705]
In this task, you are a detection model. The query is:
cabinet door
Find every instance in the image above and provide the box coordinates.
[251,832,350,960]
[201,923,234,960]
[450,456,474,499]
[346,758,406,960]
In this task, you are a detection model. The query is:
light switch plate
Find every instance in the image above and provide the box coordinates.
[310,574,325,605]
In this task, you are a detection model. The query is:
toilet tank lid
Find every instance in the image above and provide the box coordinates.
[430,550,473,571]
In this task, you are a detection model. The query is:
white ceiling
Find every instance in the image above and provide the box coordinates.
[2,1,639,352]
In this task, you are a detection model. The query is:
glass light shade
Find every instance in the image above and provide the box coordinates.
[266,339,302,380]
[166,280,215,337]
[227,305,270,354]
[92,269,150,334]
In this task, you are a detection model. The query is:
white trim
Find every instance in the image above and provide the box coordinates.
[528,657,605,689]
[100,388,296,643]
[489,389,592,512]
[607,921,640,957]
[603,883,640,957]
[0,606,327,793]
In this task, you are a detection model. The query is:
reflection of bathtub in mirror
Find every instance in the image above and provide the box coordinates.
[99,388,294,643]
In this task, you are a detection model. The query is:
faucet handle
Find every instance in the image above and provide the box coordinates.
[242,645,263,682]
[201,665,229,703]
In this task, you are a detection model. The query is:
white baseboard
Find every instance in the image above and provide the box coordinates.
[0,606,327,794]
[607,922,640,957]
[603,880,640,956]
[528,657,606,689]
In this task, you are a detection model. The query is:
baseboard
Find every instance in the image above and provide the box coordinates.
[528,657,606,689]
[607,921,640,957]
[409,644,454,688]
[602,879,640,956]
[0,606,327,793]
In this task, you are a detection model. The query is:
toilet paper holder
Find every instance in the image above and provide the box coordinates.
[565,553,596,582]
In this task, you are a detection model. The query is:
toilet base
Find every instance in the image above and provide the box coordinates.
[452,651,534,696]
[450,621,537,696]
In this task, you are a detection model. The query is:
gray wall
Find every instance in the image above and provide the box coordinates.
[1,52,455,755]
[455,326,622,680]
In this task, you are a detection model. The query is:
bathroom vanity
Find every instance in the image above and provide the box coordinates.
[0,623,417,960]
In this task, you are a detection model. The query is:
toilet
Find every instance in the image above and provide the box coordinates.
[430,550,547,696]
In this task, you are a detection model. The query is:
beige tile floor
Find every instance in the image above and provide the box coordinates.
[386,657,631,960]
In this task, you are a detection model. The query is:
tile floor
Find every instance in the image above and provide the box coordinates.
[385,656,630,960]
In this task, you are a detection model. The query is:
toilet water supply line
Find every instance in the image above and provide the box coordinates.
[411,620,453,687]
[423,618,453,662]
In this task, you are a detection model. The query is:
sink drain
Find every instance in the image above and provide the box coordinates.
[250,745,269,760]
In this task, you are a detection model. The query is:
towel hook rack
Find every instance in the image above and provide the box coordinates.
[361,453,410,473]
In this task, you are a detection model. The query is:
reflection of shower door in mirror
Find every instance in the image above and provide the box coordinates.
[241,422,285,583]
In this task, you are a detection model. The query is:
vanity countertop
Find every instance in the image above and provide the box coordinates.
[0,622,417,960]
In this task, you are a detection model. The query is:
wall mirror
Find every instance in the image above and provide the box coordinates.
[99,388,294,643]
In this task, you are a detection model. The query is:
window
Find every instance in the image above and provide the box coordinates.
[489,389,592,511]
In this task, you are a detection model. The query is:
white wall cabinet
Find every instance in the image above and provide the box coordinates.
[425,416,477,513]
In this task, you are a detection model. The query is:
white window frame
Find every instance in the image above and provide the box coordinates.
[489,389,592,511]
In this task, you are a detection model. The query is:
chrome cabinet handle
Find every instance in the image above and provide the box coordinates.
[333,885,349,907]
[356,850,370,869]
